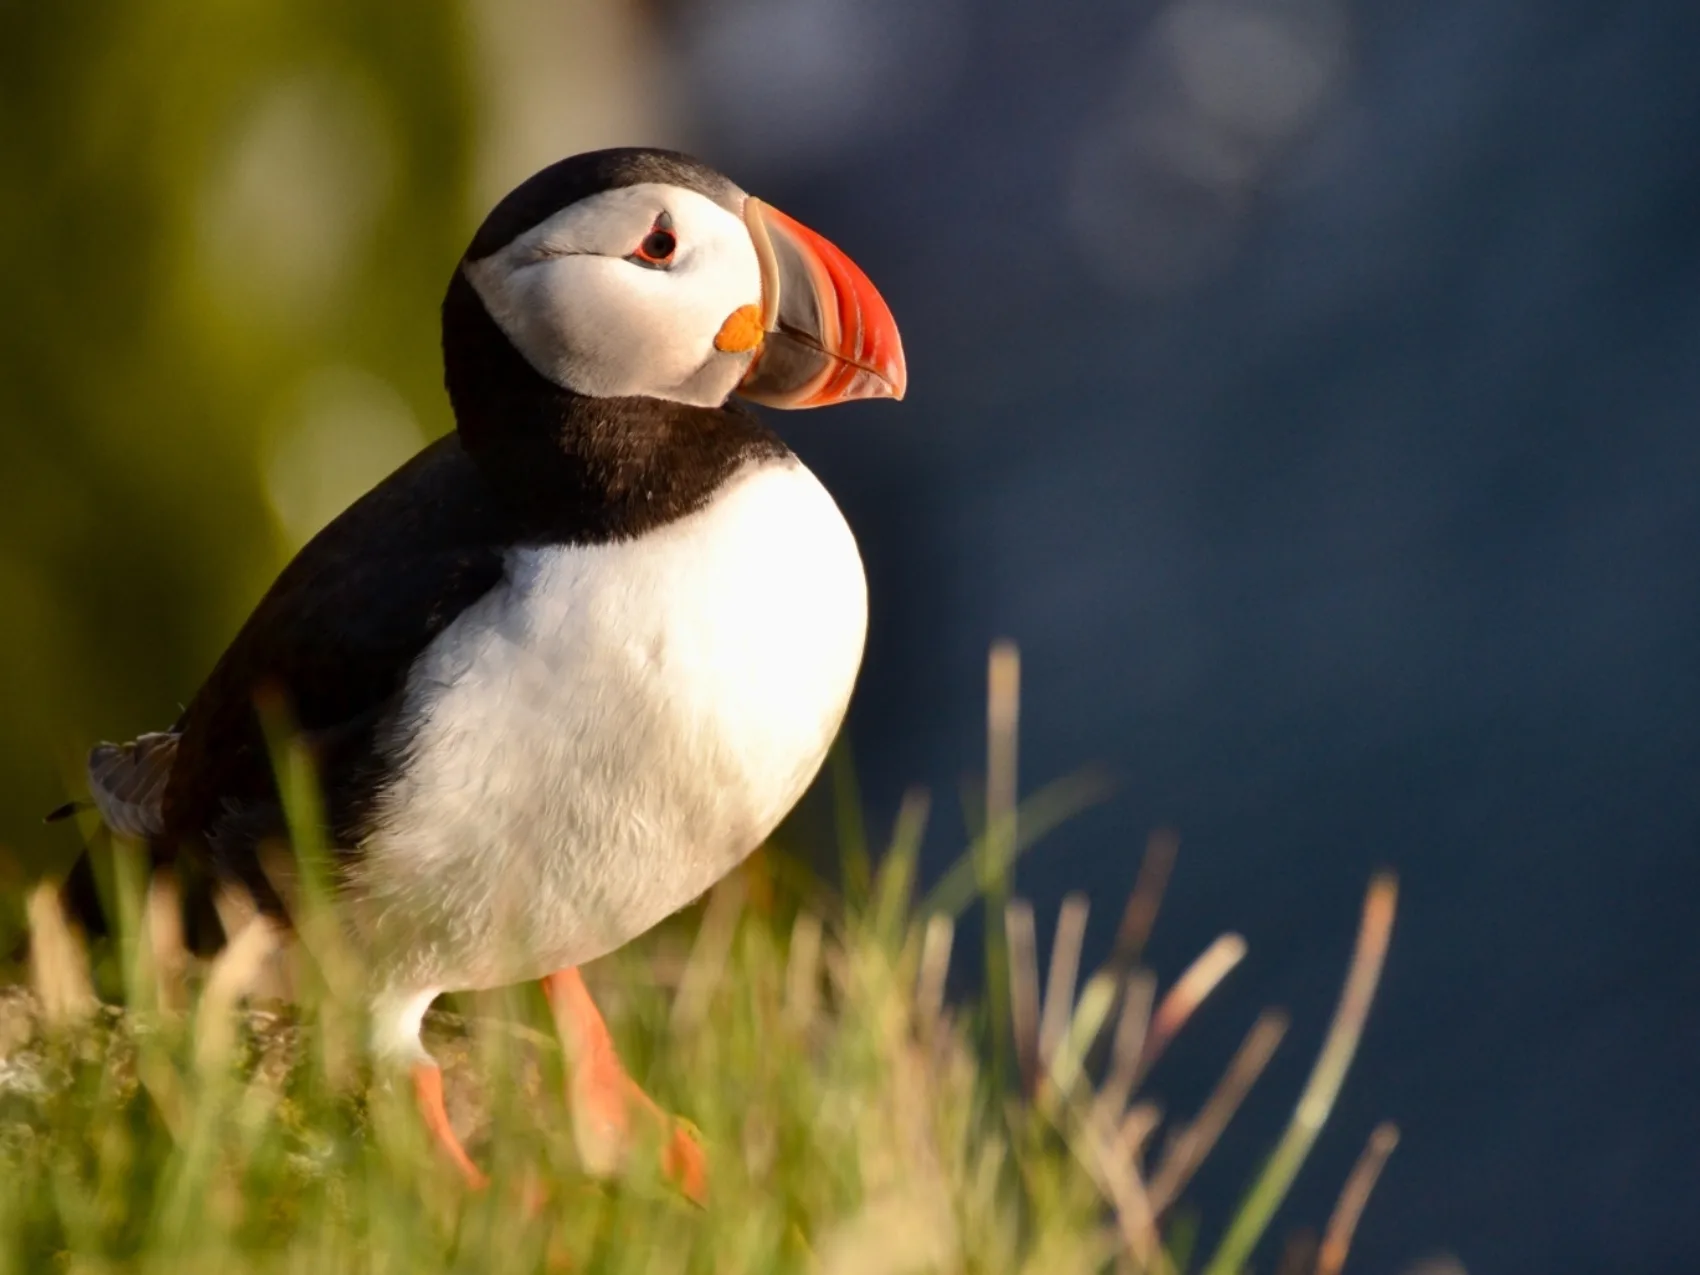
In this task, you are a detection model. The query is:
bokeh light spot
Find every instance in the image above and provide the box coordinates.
[262,366,425,548]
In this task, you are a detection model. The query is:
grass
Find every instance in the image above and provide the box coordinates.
[0,648,1404,1274]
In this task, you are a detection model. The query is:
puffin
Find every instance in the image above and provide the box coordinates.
[60,147,905,1198]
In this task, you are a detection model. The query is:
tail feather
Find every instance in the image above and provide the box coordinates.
[44,799,92,823]
[85,731,178,840]
[33,728,228,961]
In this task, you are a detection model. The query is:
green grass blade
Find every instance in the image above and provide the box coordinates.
[920,770,1115,921]
[1201,873,1399,1275]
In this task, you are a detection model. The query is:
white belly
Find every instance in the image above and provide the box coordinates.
[353,458,866,992]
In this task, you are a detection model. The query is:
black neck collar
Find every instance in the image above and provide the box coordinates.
[441,267,788,546]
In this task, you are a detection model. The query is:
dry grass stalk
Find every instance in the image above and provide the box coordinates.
[669,873,746,1035]
[1113,829,1179,966]
[25,881,96,1025]
[211,879,258,938]
[784,909,823,1029]
[1075,1110,1165,1272]
[815,1187,959,1275]
[1300,877,1397,1135]
[256,837,353,1002]
[1095,970,1157,1129]
[195,915,282,1074]
[1199,874,1399,1275]
[874,787,931,935]
[1119,1102,1163,1164]
[146,870,190,1013]
[210,883,292,1002]
[1316,1121,1400,1275]
[915,913,954,1032]
[1149,1009,1289,1214]
[1039,892,1090,1069]
[985,641,1020,833]
[983,641,1021,1074]
[1140,932,1247,1079]
[1004,899,1040,1093]
[1041,965,1119,1115]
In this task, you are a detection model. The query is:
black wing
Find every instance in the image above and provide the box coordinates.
[161,434,508,876]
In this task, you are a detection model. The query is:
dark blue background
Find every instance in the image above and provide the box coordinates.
[675,0,1700,1269]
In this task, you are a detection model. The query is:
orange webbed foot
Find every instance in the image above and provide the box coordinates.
[412,1061,490,1191]
[659,1116,708,1204]
[544,967,709,1203]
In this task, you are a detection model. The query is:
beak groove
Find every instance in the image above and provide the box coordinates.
[737,197,907,409]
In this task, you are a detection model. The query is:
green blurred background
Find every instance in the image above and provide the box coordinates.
[0,1,678,898]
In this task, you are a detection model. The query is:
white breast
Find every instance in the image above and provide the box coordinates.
[353,458,866,994]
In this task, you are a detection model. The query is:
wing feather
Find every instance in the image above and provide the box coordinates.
[160,435,509,856]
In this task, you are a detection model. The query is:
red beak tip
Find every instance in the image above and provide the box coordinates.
[742,197,909,410]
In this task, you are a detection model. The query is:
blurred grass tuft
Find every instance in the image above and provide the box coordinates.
[1,650,1405,1273]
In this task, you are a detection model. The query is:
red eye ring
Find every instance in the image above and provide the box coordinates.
[631,224,677,267]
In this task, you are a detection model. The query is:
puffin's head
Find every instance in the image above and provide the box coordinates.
[451,148,905,412]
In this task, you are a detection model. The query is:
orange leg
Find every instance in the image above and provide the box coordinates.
[412,1061,489,1190]
[540,968,707,1203]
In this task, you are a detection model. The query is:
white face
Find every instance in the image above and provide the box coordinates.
[463,182,763,407]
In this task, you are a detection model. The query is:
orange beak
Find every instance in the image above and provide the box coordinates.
[736,197,907,408]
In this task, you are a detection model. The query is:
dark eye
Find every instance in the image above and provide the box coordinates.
[631,224,677,268]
